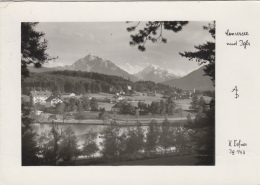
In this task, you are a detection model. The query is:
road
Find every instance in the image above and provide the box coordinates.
[42,116,195,125]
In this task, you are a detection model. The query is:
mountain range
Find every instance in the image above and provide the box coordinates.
[28,53,214,91]
[29,54,179,83]
[52,54,138,81]
[135,64,180,83]
[163,66,214,91]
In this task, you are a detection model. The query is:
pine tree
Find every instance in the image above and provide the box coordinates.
[190,95,199,111]
[127,21,188,51]
[21,22,57,78]
[179,22,215,84]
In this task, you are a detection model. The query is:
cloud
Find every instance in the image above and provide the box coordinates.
[88,34,95,40]
[142,56,149,60]
[119,63,144,74]
[43,61,65,68]
[167,69,193,77]
[37,22,212,74]
[75,32,84,38]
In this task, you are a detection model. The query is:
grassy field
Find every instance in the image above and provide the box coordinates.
[175,99,192,110]
[67,154,198,166]
[126,93,164,104]
[88,92,114,99]
[98,102,114,111]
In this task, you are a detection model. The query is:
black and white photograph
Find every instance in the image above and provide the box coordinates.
[21,21,215,166]
[2,1,260,185]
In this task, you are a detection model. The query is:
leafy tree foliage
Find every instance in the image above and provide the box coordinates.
[174,128,189,153]
[82,130,99,158]
[59,127,81,161]
[90,98,99,111]
[198,96,209,113]
[124,124,145,156]
[22,102,39,165]
[145,98,176,116]
[202,90,215,98]
[145,120,160,153]
[37,122,63,165]
[138,101,147,114]
[37,124,80,165]
[100,121,121,161]
[159,119,174,154]
[99,110,111,124]
[20,26,53,165]
[127,21,188,51]
[185,114,193,128]
[121,101,136,115]
[21,22,57,78]
[185,99,215,165]
[190,95,199,111]
[81,95,91,110]
[55,102,65,114]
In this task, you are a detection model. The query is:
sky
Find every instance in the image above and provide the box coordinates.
[36,21,214,76]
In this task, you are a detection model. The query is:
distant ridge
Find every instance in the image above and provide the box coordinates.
[28,66,55,73]
[163,66,214,91]
[134,64,180,83]
[28,53,138,81]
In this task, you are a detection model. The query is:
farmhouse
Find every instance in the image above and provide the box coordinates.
[30,90,52,105]
[61,93,76,99]
[45,96,63,107]
[113,95,125,102]
[111,102,124,112]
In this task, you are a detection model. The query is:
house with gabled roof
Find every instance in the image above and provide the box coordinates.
[30,90,52,105]
[61,93,76,99]
[111,102,124,112]
[45,96,63,107]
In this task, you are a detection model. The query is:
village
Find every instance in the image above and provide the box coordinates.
[22,87,211,125]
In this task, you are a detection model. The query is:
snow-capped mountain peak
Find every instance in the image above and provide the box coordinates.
[135,64,180,83]
[52,54,138,81]
[149,64,160,70]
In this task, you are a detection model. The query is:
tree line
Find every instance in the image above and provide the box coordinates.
[138,97,176,116]
[185,94,215,165]
[21,71,181,96]
[23,115,190,165]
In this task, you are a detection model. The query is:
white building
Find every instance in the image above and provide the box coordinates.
[46,96,63,107]
[30,90,52,105]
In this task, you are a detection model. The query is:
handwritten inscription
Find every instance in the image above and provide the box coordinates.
[232,86,239,99]
[225,29,250,49]
[228,140,247,155]
[225,29,249,36]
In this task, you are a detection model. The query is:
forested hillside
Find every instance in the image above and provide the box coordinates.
[22,70,181,95]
